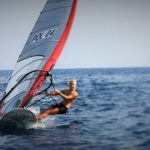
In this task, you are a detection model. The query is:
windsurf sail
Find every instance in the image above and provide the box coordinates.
[0,0,78,119]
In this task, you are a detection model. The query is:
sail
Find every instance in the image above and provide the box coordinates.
[0,0,78,118]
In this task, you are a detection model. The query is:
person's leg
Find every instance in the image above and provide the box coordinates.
[36,107,59,120]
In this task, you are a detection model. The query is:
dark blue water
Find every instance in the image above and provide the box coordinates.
[0,68,150,150]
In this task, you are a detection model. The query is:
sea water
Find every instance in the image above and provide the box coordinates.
[0,68,150,150]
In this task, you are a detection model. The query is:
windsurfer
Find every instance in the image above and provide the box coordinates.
[36,79,78,120]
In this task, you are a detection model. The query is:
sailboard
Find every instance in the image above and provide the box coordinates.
[0,109,36,132]
[0,0,78,123]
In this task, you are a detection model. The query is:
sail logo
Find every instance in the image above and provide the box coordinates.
[31,28,57,43]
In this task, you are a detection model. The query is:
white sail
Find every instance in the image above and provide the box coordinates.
[0,0,78,118]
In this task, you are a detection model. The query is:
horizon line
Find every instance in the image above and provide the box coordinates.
[0,66,150,71]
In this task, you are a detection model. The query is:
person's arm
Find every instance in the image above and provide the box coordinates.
[54,89,78,100]
[36,91,47,95]
[50,91,59,96]
[36,91,58,96]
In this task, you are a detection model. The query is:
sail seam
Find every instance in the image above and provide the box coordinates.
[41,6,72,14]
[17,55,45,62]
[24,42,50,51]
[47,0,71,4]
[9,58,44,81]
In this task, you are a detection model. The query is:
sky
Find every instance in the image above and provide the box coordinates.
[0,0,150,70]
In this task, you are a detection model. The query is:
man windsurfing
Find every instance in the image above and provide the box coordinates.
[36,79,78,120]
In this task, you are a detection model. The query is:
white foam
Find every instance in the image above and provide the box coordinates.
[32,116,56,129]
[27,106,56,129]
[27,106,41,116]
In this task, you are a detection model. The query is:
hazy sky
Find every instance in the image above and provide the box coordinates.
[0,0,150,69]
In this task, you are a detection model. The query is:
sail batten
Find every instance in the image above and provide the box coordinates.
[42,6,72,13]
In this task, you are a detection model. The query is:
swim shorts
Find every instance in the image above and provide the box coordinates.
[52,103,68,114]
